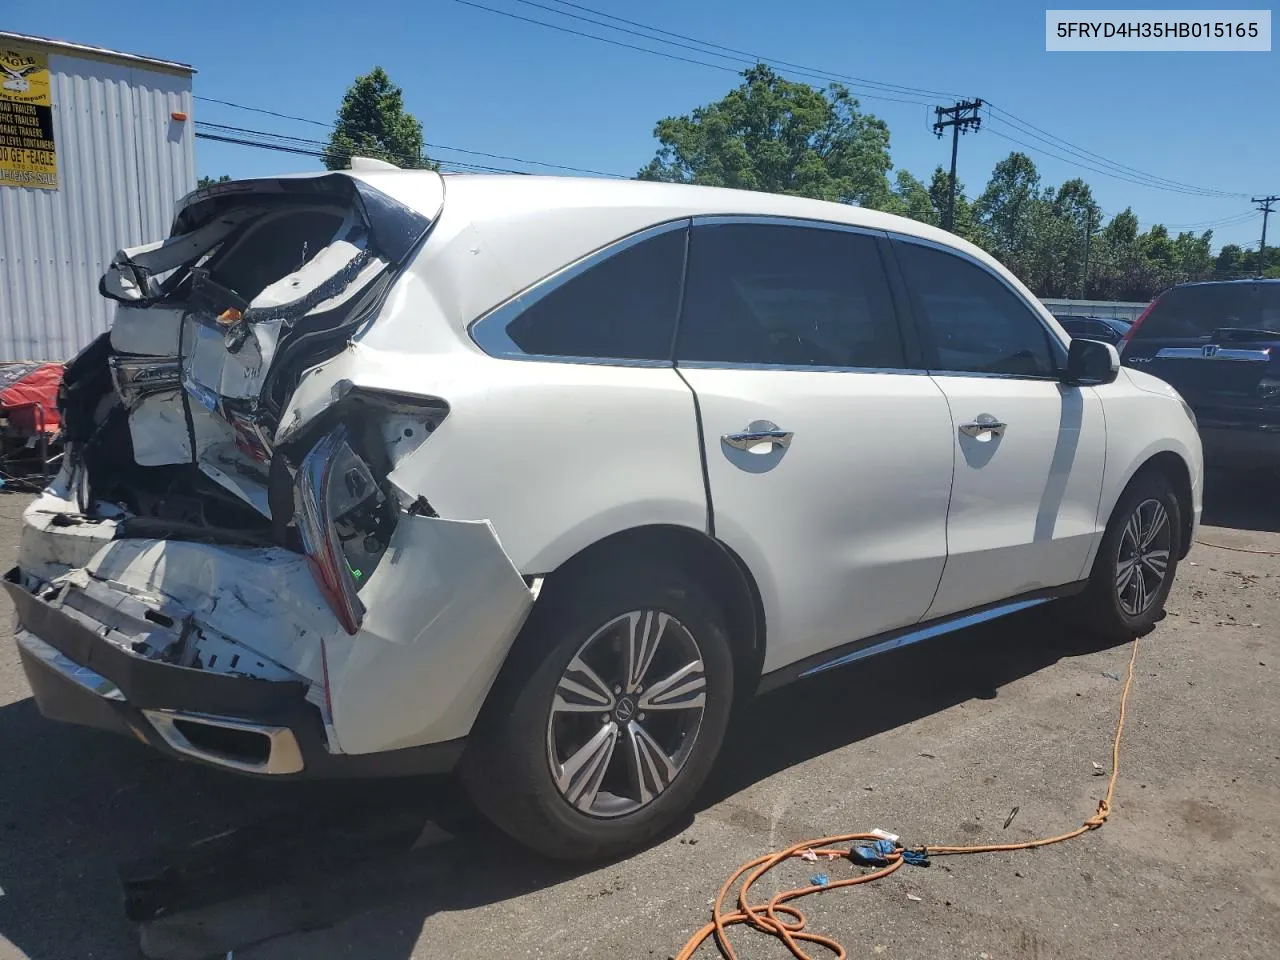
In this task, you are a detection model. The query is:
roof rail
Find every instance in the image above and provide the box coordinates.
[348,156,400,172]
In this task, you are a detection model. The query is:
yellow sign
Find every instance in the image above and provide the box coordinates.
[0,47,57,190]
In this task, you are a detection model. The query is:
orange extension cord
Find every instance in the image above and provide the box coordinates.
[1194,539,1280,556]
[674,637,1142,960]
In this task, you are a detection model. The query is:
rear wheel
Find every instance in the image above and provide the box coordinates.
[460,567,735,860]
[1074,470,1182,639]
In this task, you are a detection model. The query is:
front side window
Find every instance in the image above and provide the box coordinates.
[503,226,686,361]
[676,222,905,369]
[895,241,1058,377]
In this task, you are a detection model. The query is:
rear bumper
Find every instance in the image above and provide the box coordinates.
[1198,422,1280,469]
[5,569,464,778]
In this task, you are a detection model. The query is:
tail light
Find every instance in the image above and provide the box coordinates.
[1120,295,1161,352]
[292,391,449,635]
[294,424,382,634]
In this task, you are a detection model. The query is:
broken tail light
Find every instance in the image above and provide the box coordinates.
[294,424,384,634]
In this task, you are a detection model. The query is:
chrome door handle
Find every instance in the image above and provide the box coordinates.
[959,417,1006,438]
[723,427,794,451]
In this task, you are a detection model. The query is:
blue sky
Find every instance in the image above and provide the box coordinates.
[7,0,1275,250]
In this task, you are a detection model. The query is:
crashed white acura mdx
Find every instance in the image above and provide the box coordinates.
[8,168,1202,859]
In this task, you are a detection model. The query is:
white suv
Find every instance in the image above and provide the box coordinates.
[7,169,1202,859]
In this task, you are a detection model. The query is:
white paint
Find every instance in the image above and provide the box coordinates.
[923,376,1108,618]
[322,515,534,753]
[680,366,954,671]
[12,171,1206,771]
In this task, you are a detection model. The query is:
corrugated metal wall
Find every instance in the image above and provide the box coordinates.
[0,50,194,361]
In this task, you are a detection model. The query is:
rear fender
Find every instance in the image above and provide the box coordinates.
[322,514,535,754]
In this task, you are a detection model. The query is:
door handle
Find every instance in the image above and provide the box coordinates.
[723,425,794,451]
[959,417,1006,438]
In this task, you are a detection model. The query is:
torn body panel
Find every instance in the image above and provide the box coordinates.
[12,168,540,774]
[12,492,534,763]
[323,515,534,753]
[91,174,437,510]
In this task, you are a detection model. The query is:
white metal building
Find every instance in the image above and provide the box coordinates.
[1039,298,1151,322]
[0,32,195,362]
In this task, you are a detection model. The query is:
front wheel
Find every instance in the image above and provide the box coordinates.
[459,568,735,860]
[1074,470,1182,639]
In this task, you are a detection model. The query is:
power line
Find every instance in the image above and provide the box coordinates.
[469,1,1248,201]
[986,105,1247,199]
[194,127,526,175]
[193,104,629,177]
[449,0,936,107]
[1161,211,1258,230]
[516,0,961,100]
[195,95,330,129]
[984,125,1250,200]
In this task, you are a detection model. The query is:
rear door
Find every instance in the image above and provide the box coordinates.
[674,218,955,672]
[1121,282,1280,426]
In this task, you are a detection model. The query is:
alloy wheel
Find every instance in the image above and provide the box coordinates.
[1115,498,1172,617]
[546,610,707,818]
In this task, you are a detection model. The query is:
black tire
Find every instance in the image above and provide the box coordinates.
[459,565,735,861]
[1074,469,1182,640]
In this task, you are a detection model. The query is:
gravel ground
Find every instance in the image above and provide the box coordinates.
[0,473,1277,960]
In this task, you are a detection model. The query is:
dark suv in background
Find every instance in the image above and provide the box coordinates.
[1119,279,1280,470]
[1054,314,1133,345]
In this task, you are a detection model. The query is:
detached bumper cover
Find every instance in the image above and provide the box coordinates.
[5,569,464,778]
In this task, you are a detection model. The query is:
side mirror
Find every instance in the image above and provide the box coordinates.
[1063,338,1119,386]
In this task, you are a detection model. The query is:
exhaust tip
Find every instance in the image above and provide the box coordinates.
[142,710,305,775]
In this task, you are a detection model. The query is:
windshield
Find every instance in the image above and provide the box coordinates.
[1134,283,1280,340]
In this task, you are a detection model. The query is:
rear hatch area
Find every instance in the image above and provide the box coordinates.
[1122,281,1280,432]
[80,172,436,523]
[9,171,537,769]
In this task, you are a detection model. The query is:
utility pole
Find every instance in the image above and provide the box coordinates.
[933,99,983,233]
[1252,195,1278,274]
[1081,209,1096,300]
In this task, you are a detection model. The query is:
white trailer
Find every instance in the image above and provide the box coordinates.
[0,31,195,362]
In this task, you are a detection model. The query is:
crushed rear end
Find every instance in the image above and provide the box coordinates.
[8,171,534,777]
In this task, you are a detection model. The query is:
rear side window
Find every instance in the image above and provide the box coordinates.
[895,241,1058,377]
[676,223,905,369]
[504,228,686,361]
[1132,283,1280,340]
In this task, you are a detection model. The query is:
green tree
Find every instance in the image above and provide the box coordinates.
[638,64,894,208]
[197,174,231,188]
[1215,243,1246,276]
[974,152,1042,270]
[888,170,936,225]
[1171,230,1214,282]
[325,67,431,170]
[927,166,979,242]
[1045,178,1101,297]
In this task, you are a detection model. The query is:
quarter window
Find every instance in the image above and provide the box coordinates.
[503,226,686,361]
[894,241,1058,377]
[676,223,905,369]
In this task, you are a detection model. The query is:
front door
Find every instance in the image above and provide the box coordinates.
[675,219,955,672]
[891,238,1107,618]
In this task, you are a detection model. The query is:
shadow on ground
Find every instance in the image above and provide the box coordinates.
[1201,468,1280,534]
[0,605,1127,960]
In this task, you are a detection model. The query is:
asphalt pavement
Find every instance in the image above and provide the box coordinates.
[0,473,1277,960]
